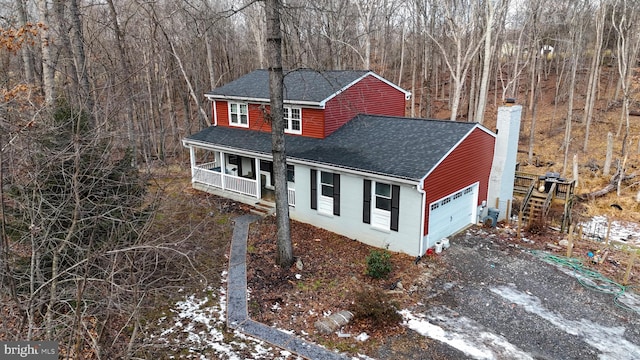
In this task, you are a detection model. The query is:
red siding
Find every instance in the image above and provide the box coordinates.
[215,101,325,138]
[422,128,495,235]
[215,101,229,126]
[300,108,325,138]
[324,75,406,137]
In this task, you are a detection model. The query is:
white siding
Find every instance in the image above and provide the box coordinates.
[290,164,424,256]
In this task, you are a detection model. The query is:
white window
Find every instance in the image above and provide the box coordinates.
[371,182,392,230]
[229,103,248,127]
[319,171,334,215]
[284,107,302,134]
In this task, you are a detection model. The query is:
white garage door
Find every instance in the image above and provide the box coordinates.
[427,184,478,248]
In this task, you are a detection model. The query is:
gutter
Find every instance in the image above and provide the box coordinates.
[205,94,324,109]
[417,180,427,256]
[212,100,218,126]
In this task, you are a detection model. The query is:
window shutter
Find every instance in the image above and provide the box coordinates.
[310,169,317,210]
[391,185,400,231]
[333,173,341,216]
[363,180,371,224]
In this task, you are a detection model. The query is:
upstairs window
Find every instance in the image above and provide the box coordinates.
[229,103,248,127]
[284,107,302,134]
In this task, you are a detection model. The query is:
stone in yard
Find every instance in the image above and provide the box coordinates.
[314,310,354,335]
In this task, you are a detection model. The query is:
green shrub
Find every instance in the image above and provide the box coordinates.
[365,250,392,279]
[350,287,401,327]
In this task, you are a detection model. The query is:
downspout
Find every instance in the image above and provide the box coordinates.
[212,100,218,126]
[417,182,427,257]
[189,146,196,180]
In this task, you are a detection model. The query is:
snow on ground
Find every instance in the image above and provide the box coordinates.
[153,271,301,360]
[491,285,640,360]
[579,216,640,246]
[153,271,372,359]
[400,308,534,360]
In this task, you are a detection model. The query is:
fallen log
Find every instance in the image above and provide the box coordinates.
[577,172,636,201]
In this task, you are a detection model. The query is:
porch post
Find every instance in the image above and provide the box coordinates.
[255,157,261,200]
[189,146,196,181]
[220,151,226,190]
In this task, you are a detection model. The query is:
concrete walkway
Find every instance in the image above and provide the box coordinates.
[226,214,349,360]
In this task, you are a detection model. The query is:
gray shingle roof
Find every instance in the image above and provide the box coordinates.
[206,69,371,103]
[185,115,489,181]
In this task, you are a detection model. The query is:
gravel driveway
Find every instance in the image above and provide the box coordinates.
[380,227,640,360]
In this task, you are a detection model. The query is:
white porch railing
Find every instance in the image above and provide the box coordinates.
[224,174,258,197]
[193,163,291,202]
[193,164,257,197]
[193,166,222,188]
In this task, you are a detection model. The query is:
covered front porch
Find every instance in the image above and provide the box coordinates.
[187,146,295,206]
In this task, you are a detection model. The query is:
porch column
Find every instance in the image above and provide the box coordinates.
[255,157,261,200]
[189,146,196,181]
[220,151,226,190]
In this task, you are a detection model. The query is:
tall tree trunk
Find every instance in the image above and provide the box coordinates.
[562,25,582,176]
[475,0,497,124]
[53,0,78,102]
[265,0,293,268]
[38,0,57,106]
[583,4,605,152]
[106,0,137,163]
[69,0,95,121]
[528,60,540,164]
[16,0,36,85]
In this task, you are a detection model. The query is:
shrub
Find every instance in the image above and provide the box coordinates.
[350,287,401,327]
[365,250,392,279]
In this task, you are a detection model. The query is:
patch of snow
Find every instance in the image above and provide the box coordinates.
[153,272,283,359]
[353,355,377,360]
[400,308,534,360]
[491,285,640,360]
[579,215,640,246]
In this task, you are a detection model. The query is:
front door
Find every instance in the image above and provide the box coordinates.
[259,160,275,201]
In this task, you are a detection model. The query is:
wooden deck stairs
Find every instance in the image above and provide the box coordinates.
[514,171,576,232]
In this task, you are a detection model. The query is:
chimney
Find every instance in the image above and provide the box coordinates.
[487,104,522,221]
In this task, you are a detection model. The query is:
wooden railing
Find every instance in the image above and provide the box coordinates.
[521,182,535,214]
[514,171,539,195]
[542,182,556,218]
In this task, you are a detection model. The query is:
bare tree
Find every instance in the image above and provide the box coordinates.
[15,0,36,85]
[612,0,640,158]
[38,0,56,106]
[425,0,487,121]
[475,0,509,124]
[265,0,293,268]
[582,2,606,151]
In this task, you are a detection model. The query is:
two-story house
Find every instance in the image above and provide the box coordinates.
[182,69,498,257]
